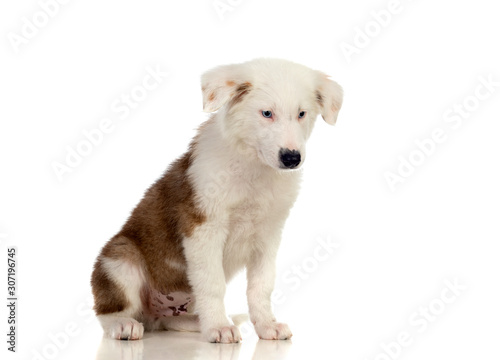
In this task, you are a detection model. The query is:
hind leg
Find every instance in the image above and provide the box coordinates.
[91,249,146,340]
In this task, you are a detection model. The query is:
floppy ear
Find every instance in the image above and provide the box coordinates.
[201,64,252,112]
[315,73,343,125]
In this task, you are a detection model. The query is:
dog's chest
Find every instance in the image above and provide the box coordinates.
[226,172,288,224]
[224,172,299,246]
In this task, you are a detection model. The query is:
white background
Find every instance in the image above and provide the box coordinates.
[1,0,499,359]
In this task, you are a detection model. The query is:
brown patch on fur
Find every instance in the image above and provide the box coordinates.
[100,235,142,262]
[91,148,206,316]
[208,92,215,102]
[231,82,252,105]
[119,149,205,291]
[91,257,129,315]
[315,90,324,107]
[226,80,236,87]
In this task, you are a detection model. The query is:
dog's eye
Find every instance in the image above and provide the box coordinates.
[298,111,306,119]
[262,110,273,118]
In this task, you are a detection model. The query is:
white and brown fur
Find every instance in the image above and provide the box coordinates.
[91,58,343,343]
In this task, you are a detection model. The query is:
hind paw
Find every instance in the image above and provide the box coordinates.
[99,316,144,340]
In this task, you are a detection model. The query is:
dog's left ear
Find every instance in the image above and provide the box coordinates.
[201,64,252,112]
[315,73,343,125]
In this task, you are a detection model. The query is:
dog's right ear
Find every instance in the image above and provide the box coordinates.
[201,64,252,112]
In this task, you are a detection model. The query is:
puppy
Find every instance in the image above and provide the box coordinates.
[91,58,343,343]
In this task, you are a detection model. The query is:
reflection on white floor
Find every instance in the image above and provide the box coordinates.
[95,329,293,360]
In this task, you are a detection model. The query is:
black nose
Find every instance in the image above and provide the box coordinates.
[279,149,301,169]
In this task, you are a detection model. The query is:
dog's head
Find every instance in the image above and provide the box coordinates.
[201,58,343,170]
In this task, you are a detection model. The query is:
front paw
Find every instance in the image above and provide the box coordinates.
[204,325,242,343]
[254,321,292,340]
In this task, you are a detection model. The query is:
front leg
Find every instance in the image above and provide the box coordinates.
[246,237,293,340]
[182,219,241,343]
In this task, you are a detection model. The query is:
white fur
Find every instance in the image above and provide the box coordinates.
[183,58,343,342]
[101,258,145,316]
[98,258,146,340]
